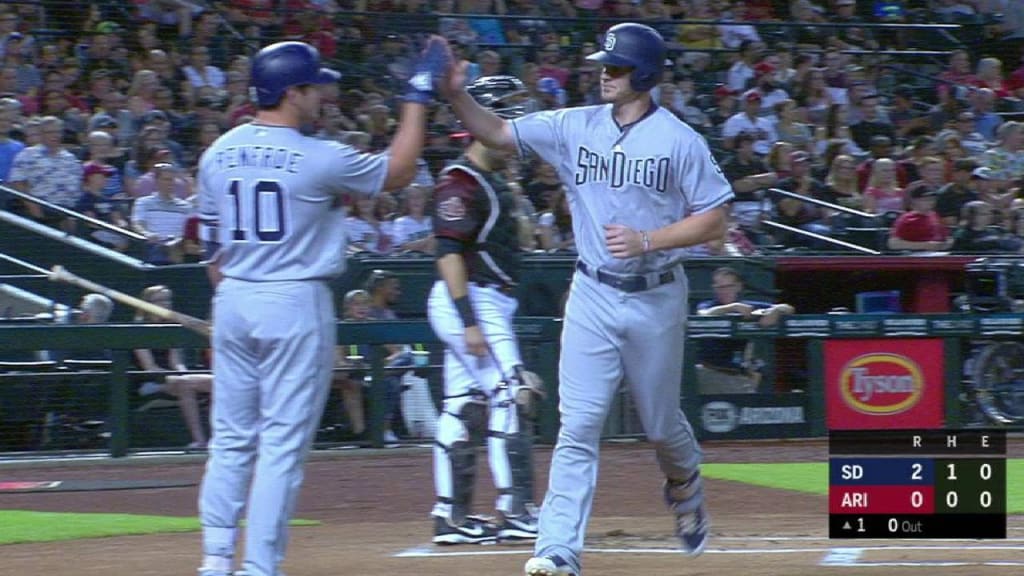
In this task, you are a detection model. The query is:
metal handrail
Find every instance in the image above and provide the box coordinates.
[762,220,882,255]
[0,183,146,243]
[766,188,877,221]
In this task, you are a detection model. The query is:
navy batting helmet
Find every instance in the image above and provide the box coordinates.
[250,41,341,108]
[467,75,528,119]
[586,23,668,92]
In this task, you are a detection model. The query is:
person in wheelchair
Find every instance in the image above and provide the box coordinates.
[694,267,794,394]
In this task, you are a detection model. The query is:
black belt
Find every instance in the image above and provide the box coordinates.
[575,261,676,293]
[474,281,515,296]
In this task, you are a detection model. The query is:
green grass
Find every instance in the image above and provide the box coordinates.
[703,459,1024,513]
[0,511,318,545]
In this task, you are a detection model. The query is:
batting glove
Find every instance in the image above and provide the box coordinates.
[403,35,450,105]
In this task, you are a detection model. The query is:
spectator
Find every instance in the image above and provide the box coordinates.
[752,62,789,112]
[936,158,980,226]
[364,270,413,444]
[773,98,813,153]
[971,166,1016,227]
[133,285,212,450]
[131,134,191,198]
[726,39,760,92]
[346,194,393,255]
[774,150,833,247]
[708,85,739,127]
[822,154,865,211]
[7,115,83,230]
[75,162,129,250]
[966,87,1003,141]
[936,49,977,103]
[675,0,722,72]
[330,289,373,442]
[182,45,226,91]
[694,266,794,394]
[536,43,570,89]
[856,134,903,191]
[981,121,1024,186]
[887,185,952,252]
[0,99,24,182]
[536,186,574,252]
[794,67,835,125]
[863,157,905,214]
[722,91,777,155]
[973,57,1010,98]
[81,130,125,198]
[720,131,777,230]
[850,92,896,151]
[889,87,930,142]
[951,200,1023,253]
[392,183,435,253]
[130,163,194,264]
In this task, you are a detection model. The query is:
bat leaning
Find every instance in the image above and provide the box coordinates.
[48,265,212,337]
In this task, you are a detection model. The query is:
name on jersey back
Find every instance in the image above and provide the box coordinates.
[213,145,305,174]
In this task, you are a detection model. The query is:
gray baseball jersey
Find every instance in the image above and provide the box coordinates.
[511,105,732,274]
[511,103,732,572]
[198,123,388,281]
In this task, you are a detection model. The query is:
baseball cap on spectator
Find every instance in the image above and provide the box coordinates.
[735,131,756,145]
[743,90,763,103]
[972,167,995,180]
[714,85,737,98]
[790,150,811,163]
[908,183,938,199]
[96,21,121,34]
[88,113,118,131]
[538,77,561,94]
[6,32,22,43]
[83,162,115,181]
[142,110,169,125]
[754,62,776,76]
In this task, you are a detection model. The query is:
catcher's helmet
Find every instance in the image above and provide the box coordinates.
[467,75,528,119]
[586,22,668,92]
[250,41,341,108]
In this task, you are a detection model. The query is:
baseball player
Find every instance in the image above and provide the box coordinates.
[427,75,545,545]
[195,39,450,576]
[439,23,733,576]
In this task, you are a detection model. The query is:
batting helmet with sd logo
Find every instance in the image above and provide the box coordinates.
[586,22,669,93]
[250,41,341,108]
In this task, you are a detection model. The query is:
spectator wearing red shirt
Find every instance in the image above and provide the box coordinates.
[887,186,953,252]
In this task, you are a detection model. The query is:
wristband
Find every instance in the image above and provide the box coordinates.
[641,230,651,253]
[454,295,477,327]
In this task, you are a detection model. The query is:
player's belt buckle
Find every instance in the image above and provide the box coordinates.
[576,261,675,293]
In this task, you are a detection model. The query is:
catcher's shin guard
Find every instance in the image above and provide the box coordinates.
[504,426,536,513]
[435,393,488,523]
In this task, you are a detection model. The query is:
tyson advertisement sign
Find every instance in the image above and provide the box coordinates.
[825,339,944,430]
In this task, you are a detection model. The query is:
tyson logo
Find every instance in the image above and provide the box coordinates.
[839,353,923,415]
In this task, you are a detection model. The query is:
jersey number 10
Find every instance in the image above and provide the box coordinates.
[226,179,287,242]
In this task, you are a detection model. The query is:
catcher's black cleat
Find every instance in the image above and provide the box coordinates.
[432,515,499,545]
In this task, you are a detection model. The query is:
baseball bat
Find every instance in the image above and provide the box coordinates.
[49,265,212,338]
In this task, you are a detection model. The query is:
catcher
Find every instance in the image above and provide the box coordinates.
[426,75,545,545]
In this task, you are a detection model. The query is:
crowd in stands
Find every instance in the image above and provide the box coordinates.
[0,1,1024,261]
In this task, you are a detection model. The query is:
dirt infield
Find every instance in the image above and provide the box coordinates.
[0,439,1021,576]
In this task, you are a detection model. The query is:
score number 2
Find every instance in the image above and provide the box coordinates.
[227,179,287,242]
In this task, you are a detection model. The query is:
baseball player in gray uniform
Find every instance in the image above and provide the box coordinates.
[427,76,545,545]
[195,39,450,576]
[440,23,733,576]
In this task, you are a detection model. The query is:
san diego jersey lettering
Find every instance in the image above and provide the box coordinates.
[574,146,671,192]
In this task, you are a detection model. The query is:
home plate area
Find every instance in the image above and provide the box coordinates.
[395,530,1024,572]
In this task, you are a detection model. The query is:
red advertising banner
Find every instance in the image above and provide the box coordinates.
[825,339,945,430]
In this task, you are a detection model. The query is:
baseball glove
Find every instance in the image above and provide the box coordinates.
[513,367,545,420]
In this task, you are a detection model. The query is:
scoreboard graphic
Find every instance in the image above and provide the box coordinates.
[828,429,1007,539]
